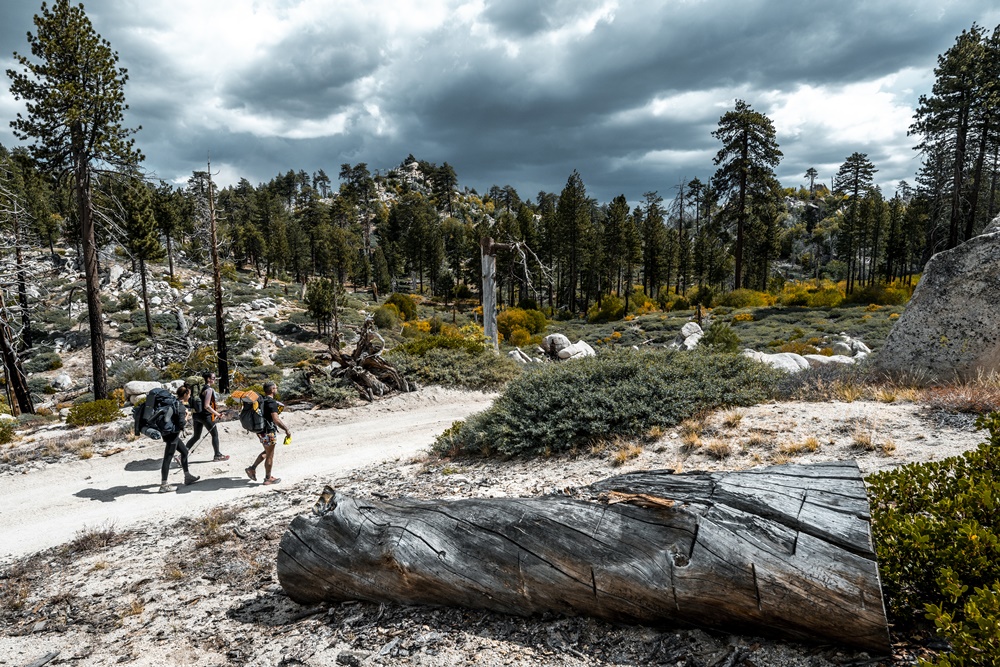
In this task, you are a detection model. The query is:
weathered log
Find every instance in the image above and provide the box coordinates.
[277,460,890,653]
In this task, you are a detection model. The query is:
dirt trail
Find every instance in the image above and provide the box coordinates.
[0,387,494,562]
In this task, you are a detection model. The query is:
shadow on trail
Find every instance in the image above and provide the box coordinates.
[75,484,160,502]
[124,458,161,472]
[173,476,254,494]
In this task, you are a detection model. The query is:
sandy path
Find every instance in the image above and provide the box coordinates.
[0,387,494,561]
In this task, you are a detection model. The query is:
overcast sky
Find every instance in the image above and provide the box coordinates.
[2,0,999,205]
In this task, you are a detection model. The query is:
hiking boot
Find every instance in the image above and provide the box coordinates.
[213,454,230,462]
[159,483,175,493]
[184,473,201,486]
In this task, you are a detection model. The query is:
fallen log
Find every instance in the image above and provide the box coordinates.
[277,460,890,653]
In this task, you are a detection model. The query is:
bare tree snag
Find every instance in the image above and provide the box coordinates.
[299,317,413,402]
[277,460,890,653]
[0,290,33,415]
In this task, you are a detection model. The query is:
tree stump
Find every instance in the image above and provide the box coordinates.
[277,460,890,653]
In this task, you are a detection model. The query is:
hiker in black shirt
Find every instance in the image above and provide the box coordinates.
[160,386,200,493]
[185,372,227,461]
[245,381,291,485]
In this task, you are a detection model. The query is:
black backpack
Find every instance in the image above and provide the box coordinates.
[230,389,267,434]
[132,388,184,440]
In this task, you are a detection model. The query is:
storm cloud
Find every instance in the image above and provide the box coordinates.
[1,0,998,203]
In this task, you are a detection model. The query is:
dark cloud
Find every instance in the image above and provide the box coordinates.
[1,0,998,205]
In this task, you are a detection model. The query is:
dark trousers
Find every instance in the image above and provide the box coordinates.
[186,415,221,457]
[161,434,189,483]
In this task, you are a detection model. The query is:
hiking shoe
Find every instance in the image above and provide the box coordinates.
[159,483,175,493]
[184,473,201,486]
[213,454,230,462]
[245,467,257,481]
[263,477,281,485]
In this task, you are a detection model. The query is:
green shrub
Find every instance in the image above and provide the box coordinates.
[867,412,1000,665]
[434,349,781,457]
[843,283,913,306]
[0,419,15,445]
[279,371,356,408]
[388,346,521,391]
[24,351,63,373]
[498,307,548,336]
[118,293,139,311]
[393,335,486,357]
[242,365,283,383]
[109,359,158,387]
[717,288,775,308]
[373,304,401,330]
[119,328,148,344]
[27,377,53,395]
[66,399,122,427]
[702,321,741,353]
[587,295,625,323]
[386,293,417,321]
[272,346,314,367]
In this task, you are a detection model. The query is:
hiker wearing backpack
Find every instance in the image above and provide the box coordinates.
[159,386,200,493]
[185,372,228,461]
[245,381,290,485]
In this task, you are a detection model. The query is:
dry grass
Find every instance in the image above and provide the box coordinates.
[646,425,665,439]
[79,447,94,459]
[704,439,732,460]
[69,522,123,553]
[679,415,707,438]
[612,443,643,466]
[880,439,897,456]
[779,436,821,456]
[922,380,1000,413]
[680,432,702,452]
[833,383,865,403]
[193,507,242,548]
[120,597,144,619]
[721,411,744,428]
[743,432,773,450]
[852,429,877,452]
[90,561,109,572]
[166,566,184,580]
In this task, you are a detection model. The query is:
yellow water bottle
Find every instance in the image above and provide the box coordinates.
[283,434,292,446]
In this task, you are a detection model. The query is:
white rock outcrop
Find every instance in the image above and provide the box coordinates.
[557,340,596,359]
[874,218,1000,380]
[542,333,572,358]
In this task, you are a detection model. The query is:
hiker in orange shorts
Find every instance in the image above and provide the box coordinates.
[245,381,291,485]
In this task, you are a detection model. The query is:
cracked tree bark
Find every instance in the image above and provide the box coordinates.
[276,460,890,653]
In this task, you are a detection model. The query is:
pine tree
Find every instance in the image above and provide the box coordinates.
[7,0,143,399]
[711,100,783,289]
[833,153,877,294]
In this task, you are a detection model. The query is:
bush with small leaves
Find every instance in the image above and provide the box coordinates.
[373,304,401,330]
[867,412,1000,665]
[24,351,63,373]
[586,296,625,323]
[386,293,416,321]
[272,346,314,367]
[66,400,122,427]
[702,321,741,353]
[117,292,139,311]
[434,349,781,457]
[0,420,15,445]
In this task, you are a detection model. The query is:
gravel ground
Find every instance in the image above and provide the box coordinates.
[1,397,984,666]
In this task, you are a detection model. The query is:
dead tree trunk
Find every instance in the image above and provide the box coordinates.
[277,460,890,653]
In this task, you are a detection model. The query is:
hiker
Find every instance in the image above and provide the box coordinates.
[245,381,290,486]
[160,386,200,493]
[185,371,228,461]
